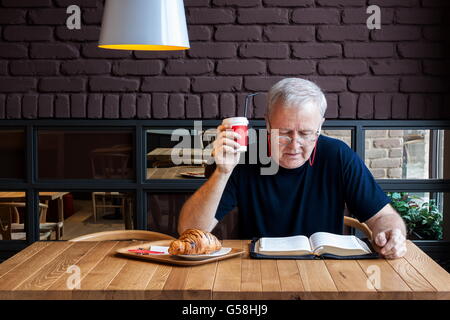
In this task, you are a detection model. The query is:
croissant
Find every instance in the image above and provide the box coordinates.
[168,229,222,255]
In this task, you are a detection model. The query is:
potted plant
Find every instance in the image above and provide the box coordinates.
[387,192,443,240]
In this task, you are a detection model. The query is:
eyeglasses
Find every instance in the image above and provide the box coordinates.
[267,119,321,146]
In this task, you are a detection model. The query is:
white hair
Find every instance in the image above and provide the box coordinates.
[267,78,327,118]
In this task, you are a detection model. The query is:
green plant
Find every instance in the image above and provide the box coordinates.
[387,192,443,240]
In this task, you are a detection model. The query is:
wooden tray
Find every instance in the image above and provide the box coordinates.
[116,239,244,266]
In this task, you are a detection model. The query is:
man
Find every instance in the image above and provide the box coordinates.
[178,78,407,259]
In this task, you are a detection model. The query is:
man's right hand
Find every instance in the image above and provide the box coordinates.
[212,124,241,175]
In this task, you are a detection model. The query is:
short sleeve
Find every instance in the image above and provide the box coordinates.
[214,171,238,221]
[341,146,391,223]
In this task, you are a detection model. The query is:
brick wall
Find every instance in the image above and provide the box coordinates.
[0,0,448,120]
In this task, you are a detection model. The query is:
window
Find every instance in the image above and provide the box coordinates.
[0,130,25,179]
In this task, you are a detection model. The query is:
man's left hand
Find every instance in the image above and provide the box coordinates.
[373,228,407,259]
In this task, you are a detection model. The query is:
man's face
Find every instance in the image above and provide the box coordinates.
[267,101,324,169]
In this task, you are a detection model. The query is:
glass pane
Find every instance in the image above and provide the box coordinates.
[0,130,25,179]
[387,191,448,241]
[321,129,352,147]
[146,128,213,180]
[38,130,134,179]
[365,129,449,179]
[39,191,135,240]
[0,191,27,241]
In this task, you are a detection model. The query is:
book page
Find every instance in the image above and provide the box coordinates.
[309,232,371,254]
[259,235,312,252]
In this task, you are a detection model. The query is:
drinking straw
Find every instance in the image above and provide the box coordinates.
[244,93,259,118]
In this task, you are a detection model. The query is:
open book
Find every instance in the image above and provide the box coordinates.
[253,232,374,258]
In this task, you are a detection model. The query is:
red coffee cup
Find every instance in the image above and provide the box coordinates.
[222,117,249,152]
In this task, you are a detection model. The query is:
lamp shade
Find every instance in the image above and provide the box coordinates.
[98,0,190,51]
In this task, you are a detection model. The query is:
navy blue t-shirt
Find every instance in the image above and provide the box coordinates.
[214,135,390,239]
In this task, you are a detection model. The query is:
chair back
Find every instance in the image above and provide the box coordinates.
[0,202,48,240]
[344,216,373,240]
[69,230,176,242]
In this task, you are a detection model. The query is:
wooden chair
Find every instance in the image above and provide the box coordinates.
[69,230,176,241]
[344,216,373,240]
[0,202,53,240]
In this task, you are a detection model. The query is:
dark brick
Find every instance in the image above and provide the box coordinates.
[54,0,98,7]
[307,76,347,92]
[215,26,262,41]
[134,51,185,59]
[185,0,211,6]
[165,60,214,75]
[324,94,338,118]
[186,95,202,119]
[371,26,421,41]
[349,77,399,92]
[253,93,267,119]
[318,60,368,75]
[137,94,151,119]
[3,0,52,7]
[192,77,242,92]
[188,8,235,24]
[317,26,368,41]
[316,0,366,6]
[141,77,190,93]
[374,94,392,119]
[396,8,443,24]
[82,44,132,59]
[29,9,66,24]
[61,60,111,75]
[423,61,448,76]
[264,26,314,42]
[55,26,101,41]
[112,60,163,76]
[421,0,450,7]
[0,9,26,24]
[6,95,21,119]
[83,7,103,24]
[202,94,219,119]
[240,44,289,59]
[357,94,374,119]
[38,95,53,118]
[214,0,261,5]
[408,94,426,119]
[90,77,139,92]
[0,78,36,92]
[22,95,38,119]
[121,94,136,119]
[368,0,419,6]
[71,94,87,118]
[30,44,79,59]
[220,93,236,118]
[292,44,342,59]
[424,94,444,119]
[339,92,357,119]
[0,61,8,75]
[423,26,445,41]
[370,60,421,75]
[217,60,265,75]
[263,0,314,6]
[400,77,447,93]
[391,94,408,119]
[0,95,5,119]
[238,8,288,24]
[189,26,213,41]
[244,76,285,92]
[344,43,394,58]
[268,60,316,75]
[3,26,52,41]
[10,61,59,76]
[55,95,70,118]
[0,44,28,58]
[188,43,237,58]
[398,43,445,58]
[342,8,394,24]
[39,78,85,92]
[103,95,120,119]
[88,94,102,118]
[152,93,169,119]
[292,8,340,24]
[169,94,185,119]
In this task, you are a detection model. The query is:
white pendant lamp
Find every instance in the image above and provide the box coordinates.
[99,0,190,51]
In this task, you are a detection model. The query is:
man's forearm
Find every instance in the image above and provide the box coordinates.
[371,212,407,237]
[177,169,232,234]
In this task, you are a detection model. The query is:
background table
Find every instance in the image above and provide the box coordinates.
[0,240,448,300]
[147,166,205,179]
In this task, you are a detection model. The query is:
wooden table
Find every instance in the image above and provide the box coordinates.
[0,240,449,300]
[147,166,205,179]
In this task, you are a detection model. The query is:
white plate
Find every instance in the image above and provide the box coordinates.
[177,247,232,260]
